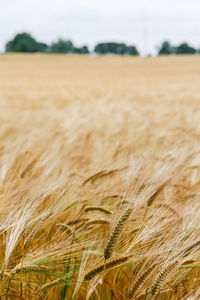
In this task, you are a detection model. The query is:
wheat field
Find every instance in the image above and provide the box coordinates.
[0,54,200,299]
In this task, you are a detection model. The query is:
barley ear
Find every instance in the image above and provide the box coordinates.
[24,212,51,249]
[104,208,131,260]
[84,206,112,215]
[128,263,157,298]
[84,256,129,281]
[147,261,178,298]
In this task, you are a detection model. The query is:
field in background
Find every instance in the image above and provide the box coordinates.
[0,54,200,299]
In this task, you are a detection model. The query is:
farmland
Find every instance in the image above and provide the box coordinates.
[0,54,200,299]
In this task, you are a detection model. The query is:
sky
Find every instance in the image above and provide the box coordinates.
[0,0,200,55]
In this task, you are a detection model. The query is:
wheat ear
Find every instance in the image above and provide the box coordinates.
[84,206,112,215]
[104,208,131,260]
[11,265,50,275]
[128,263,157,298]
[84,256,129,281]
[148,261,178,298]
[24,212,51,249]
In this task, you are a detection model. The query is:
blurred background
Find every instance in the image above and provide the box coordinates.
[0,0,200,56]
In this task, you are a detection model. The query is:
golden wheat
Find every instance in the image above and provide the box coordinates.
[0,54,200,299]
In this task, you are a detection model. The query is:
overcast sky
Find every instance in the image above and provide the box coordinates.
[0,0,200,54]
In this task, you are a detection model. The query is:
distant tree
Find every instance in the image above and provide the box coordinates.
[174,43,196,55]
[5,32,141,56]
[127,45,139,56]
[74,45,89,54]
[37,42,49,52]
[5,32,48,53]
[158,41,174,55]
[49,39,74,53]
[115,43,127,55]
[94,42,139,55]
[94,42,126,55]
[94,43,107,54]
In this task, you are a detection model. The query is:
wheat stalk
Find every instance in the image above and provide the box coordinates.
[86,220,110,226]
[40,278,65,291]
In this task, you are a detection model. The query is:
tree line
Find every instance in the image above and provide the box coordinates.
[5,32,139,55]
[4,32,200,56]
[158,41,200,55]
